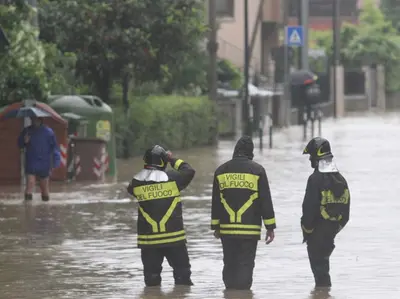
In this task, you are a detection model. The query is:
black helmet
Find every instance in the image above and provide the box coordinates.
[303,137,333,160]
[143,145,168,170]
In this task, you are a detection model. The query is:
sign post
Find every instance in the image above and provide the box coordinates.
[283,25,304,127]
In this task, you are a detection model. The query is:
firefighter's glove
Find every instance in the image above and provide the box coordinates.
[302,229,313,244]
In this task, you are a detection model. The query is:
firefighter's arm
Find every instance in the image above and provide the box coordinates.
[126,179,134,196]
[169,157,196,191]
[301,175,320,235]
[211,174,221,231]
[258,168,276,230]
[339,188,350,231]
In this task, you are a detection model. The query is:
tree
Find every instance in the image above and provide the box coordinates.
[343,0,400,92]
[310,0,400,92]
[0,3,47,105]
[38,0,207,103]
[381,0,400,32]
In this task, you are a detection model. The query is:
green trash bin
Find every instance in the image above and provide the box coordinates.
[49,95,117,179]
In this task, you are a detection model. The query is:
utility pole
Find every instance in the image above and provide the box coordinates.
[207,0,219,141]
[332,0,340,118]
[243,0,251,136]
[300,0,309,70]
[283,0,291,127]
[297,1,303,69]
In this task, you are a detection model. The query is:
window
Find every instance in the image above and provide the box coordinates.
[216,0,234,18]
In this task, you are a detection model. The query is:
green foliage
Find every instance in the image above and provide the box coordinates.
[162,49,208,96]
[0,3,47,105]
[217,59,243,89]
[344,0,400,92]
[42,42,79,94]
[381,0,400,32]
[39,0,207,103]
[310,0,400,92]
[114,96,216,158]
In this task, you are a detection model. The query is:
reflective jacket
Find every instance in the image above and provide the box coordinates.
[301,170,350,235]
[211,157,276,240]
[17,124,61,174]
[127,158,195,248]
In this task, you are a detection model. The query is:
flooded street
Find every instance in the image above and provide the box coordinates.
[1,112,400,299]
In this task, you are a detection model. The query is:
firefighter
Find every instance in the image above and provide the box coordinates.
[127,145,195,286]
[211,136,276,290]
[301,137,350,288]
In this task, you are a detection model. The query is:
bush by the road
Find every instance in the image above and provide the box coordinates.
[115,95,217,158]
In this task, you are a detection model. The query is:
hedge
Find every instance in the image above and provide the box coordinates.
[114,95,217,158]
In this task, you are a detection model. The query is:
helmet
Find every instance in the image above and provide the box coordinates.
[303,137,333,160]
[143,145,168,170]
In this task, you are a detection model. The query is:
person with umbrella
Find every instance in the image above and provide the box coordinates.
[17,115,61,201]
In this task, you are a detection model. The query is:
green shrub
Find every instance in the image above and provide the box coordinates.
[115,95,217,158]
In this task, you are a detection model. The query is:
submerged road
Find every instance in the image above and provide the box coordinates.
[0,112,399,298]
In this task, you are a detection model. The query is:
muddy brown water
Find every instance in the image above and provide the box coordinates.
[1,112,400,298]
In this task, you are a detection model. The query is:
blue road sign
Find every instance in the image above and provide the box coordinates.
[286,26,303,47]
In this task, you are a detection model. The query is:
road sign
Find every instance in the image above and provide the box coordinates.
[286,26,303,47]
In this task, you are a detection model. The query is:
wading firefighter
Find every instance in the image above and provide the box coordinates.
[211,136,276,290]
[302,137,350,288]
[127,145,195,286]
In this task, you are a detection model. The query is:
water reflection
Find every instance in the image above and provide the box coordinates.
[308,288,333,299]
[138,286,192,299]
[223,289,254,299]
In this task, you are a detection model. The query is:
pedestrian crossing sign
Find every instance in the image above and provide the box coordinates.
[286,26,303,47]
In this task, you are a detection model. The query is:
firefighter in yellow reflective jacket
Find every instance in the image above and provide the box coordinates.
[302,137,350,288]
[127,145,195,286]
[211,136,276,290]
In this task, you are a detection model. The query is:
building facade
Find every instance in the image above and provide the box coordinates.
[215,0,282,80]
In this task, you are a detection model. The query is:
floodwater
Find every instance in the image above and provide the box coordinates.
[1,112,400,299]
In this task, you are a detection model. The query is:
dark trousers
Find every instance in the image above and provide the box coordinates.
[306,223,338,287]
[221,237,258,290]
[141,244,192,286]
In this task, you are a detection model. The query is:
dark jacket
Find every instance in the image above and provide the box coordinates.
[211,136,276,240]
[301,169,350,237]
[17,124,61,174]
[127,158,195,248]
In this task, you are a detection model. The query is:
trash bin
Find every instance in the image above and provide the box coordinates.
[49,95,116,180]
[70,137,108,182]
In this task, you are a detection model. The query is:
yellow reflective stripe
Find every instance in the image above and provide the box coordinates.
[174,159,184,170]
[220,230,260,235]
[220,193,235,222]
[138,235,186,245]
[138,230,185,240]
[236,192,258,222]
[220,224,261,229]
[321,207,342,221]
[159,197,181,232]
[211,219,220,225]
[139,206,158,233]
[264,218,275,226]
[321,189,349,205]
[302,224,314,234]
[133,181,180,201]
[217,173,259,192]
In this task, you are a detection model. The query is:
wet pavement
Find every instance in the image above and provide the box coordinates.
[1,112,400,298]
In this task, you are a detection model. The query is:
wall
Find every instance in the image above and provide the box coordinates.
[217,0,263,73]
